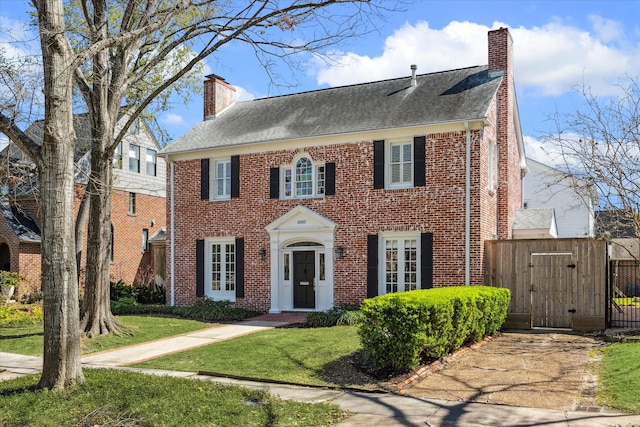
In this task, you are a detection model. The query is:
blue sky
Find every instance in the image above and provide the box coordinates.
[1,1,639,165]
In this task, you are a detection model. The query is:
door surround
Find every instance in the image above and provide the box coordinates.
[265,206,337,313]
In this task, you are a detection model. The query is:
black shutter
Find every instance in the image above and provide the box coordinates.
[373,140,385,189]
[196,239,204,297]
[325,162,336,196]
[200,159,210,200]
[269,167,280,199]
[414,136,426,187]
[230,155,240,198]
[235,237,245,298]
[367,235,379,298]
[421,233,433,289]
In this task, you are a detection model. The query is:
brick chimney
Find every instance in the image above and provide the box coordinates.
[488,27,520,240]
[203,74,236,120]
[488,27,513,77]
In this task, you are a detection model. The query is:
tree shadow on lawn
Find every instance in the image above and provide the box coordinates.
[317,350,407,391]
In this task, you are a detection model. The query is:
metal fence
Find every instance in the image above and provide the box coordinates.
[608,260,640,328]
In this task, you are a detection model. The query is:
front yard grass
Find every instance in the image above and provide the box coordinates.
[0,315,210,356]
[0,369,345,427]
[600,340,640,413]
[132,325,370,388]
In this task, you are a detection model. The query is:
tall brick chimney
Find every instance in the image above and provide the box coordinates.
[488,27,512,76]
[203,74,236,120]
[488,27,521,240]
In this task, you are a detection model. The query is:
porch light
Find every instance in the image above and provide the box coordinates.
[259,248,267,261]
[335,246,344,259]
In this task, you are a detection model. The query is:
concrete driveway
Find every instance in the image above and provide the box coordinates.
[406,330,602,411]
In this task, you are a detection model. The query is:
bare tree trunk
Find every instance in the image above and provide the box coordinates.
[80,150,122,336]
[35,0,84,389]
[75,188,89,279]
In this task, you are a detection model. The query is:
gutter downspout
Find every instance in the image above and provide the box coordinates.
[464,122,471,286]
[170,160,176,306]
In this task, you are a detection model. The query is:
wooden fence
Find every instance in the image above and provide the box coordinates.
[484,238,607,331]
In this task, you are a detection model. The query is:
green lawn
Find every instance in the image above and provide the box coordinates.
[133,325,366,387]
[0,316,210,356]
[600,340,640,413]
[0,369,346,427]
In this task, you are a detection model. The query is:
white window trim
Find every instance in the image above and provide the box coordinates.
[378,231,421,295]
[209,157,232,201]
[281,153,326,199]
[204,237,236,302]
[385,140,414,189]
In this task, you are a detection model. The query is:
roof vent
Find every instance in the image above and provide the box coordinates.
[410,64,417,87]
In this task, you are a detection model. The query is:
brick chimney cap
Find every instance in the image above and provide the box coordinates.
[205,73,227,82]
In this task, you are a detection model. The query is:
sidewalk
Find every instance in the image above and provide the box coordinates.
[3,316,640,426]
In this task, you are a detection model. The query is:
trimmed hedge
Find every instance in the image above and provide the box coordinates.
[358,286,510,372]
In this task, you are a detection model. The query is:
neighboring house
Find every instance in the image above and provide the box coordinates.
[512,208,558,239]
[0,114,167,291]
[522,157,596,238]
[162,28,526,313]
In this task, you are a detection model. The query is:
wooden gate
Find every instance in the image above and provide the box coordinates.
[485,239,607,331]
[530,252,574,328]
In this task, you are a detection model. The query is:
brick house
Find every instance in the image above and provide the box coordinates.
[0,114,166,292]
[162,28,526,313]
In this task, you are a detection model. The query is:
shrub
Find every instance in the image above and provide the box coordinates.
[110,297,261,322]
[110,281,166,305]
[306,304,363,328]
[0,303,44,327]
[358,286,510,373]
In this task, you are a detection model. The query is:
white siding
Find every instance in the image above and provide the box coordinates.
[522,158,595,238]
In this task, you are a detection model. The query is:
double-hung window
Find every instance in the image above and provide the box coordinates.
[211,159,231,199]
[129,144,140,173]
[205,239,236,301]
[146,149,157,176]
[373,137,426,190]
[382,233,419,294]
[282,155,325,198]
[387,142,413,188]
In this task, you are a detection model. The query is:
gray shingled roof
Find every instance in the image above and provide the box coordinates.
[162,65,502,155]
[513,208,556,231]
[0,203,41,243]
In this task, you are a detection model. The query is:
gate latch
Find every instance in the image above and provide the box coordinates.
[568,308,576,313]
[567,263,576,268]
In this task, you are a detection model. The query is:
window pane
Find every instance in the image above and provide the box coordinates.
[385,240,398,294]
[129,145,140,173]
[283,253,290,280]
[317,166,325,195]
[391,145,400,163]
[295,157,313,196]
[214,160,231,198]
[402,163,412,182]
[391,164,400,183]
[284,168,292,197]
[211,244,221,291]
[225,243,235,291]
[402,143,412,161]
[319,253,325,280]
[146,149,156,176]
[404,239,417,291]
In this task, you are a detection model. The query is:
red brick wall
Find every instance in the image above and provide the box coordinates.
[168,129,505,310]
[109,189,166,285]
[0,185,166,292]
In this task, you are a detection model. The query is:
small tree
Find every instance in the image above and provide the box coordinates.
[543,77,640,240]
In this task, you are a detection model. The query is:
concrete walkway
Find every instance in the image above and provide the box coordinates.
[3,316,640,426]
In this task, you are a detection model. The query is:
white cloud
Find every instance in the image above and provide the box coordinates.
[235,86,257,102]
[311,19,640,98]
[162,113,186,126]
